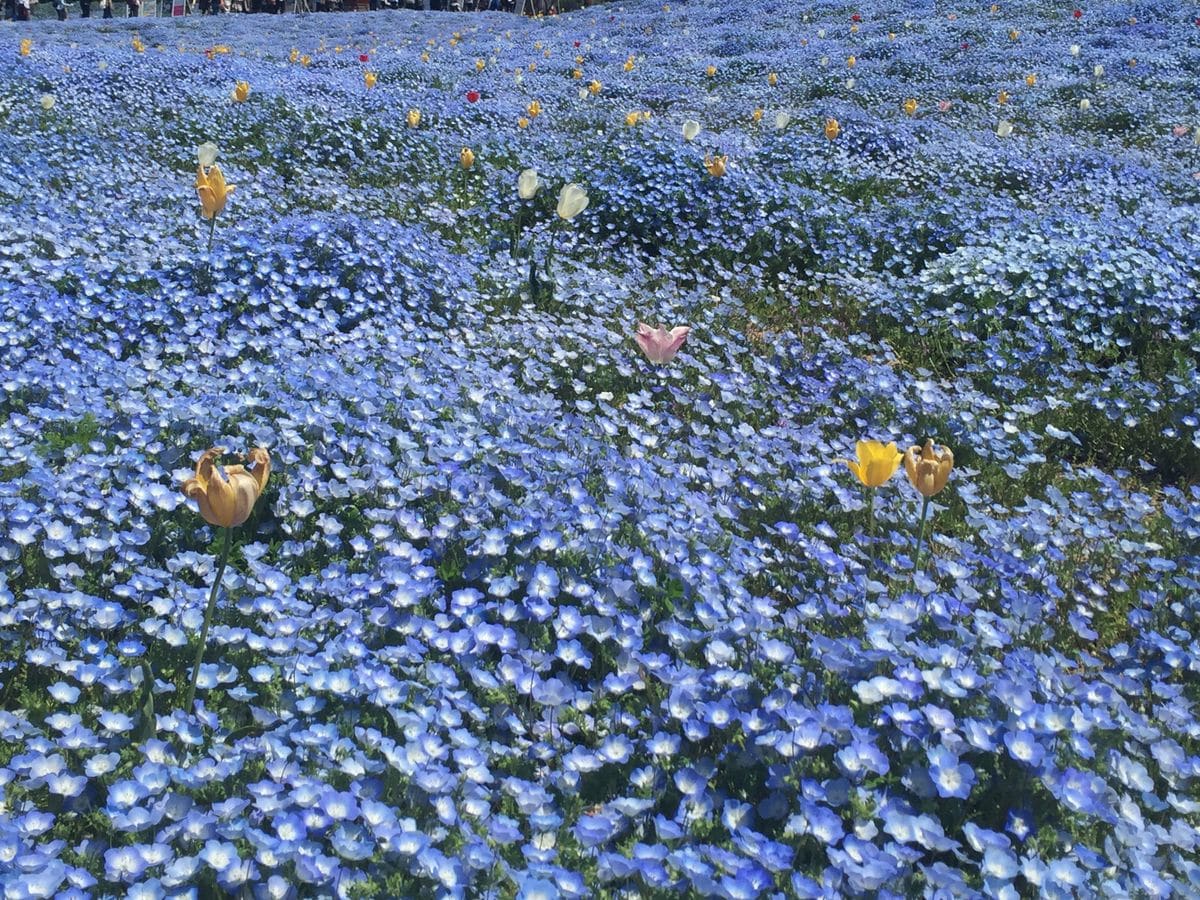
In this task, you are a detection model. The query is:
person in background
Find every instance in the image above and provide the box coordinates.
[16,0,31,19]
[127,0,138,13]
[80,0,92,15]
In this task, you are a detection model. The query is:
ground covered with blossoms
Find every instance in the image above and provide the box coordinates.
[2,0,1200,896]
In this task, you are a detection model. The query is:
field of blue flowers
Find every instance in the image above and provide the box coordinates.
[2,0,1200,896]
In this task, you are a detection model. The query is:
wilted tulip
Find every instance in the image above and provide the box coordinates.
[996,119,1013,137]
[518,168,540,199]
[635,323,690,364]
[460,147,475,169]
[904,440,953,498]
[195,163,235,221]
[704,153,728,177]
[840,440,903,488]
[682,119,701,141]
[824,118,840,140]
[182,447,270,530]
[556,183,589,220]
[407,108,421,128]
[231,81,250,103]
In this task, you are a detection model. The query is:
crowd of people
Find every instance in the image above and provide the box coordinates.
[5,0,140,16]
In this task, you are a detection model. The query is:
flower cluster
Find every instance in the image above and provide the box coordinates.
[0,2,1197,897]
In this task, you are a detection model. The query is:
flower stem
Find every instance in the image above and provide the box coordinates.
[867,492,877,575]
[206,215,218,257]
[185,525,232,712]
[912,495,932,577]
[544,219,561,276]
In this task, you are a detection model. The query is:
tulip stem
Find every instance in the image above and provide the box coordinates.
[866,493,877,575]
[544,219,561,277]
[912,495,931,577]
[206,215,218,257]
[185,525,232,713]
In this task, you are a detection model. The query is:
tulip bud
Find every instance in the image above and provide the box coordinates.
[518,168,540,200]
[904,440,953,498]
[706,64,716,77]
[197,142,219,168]
[556,183,589,220]
[682,119,701,141]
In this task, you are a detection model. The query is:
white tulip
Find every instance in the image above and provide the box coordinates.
[774,111,791,130]
[1078,99,1091,111]
[817,28,826,38]
[682,119,701,141]
[1093,64,1104,77]
[845,77,855,89]
[197,142,219,168]
[40,94,55,111]
[996,120,1013,137]
[1069,44,1080,56]
[819,56,829,67]
[1194,128,1200,146]
[556,183,589,221]
[517,168,540,200]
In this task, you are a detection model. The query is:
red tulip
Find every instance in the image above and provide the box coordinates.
[574,40,581,47]
[466,90,481,103]
[1073,8,1082,18]
[851,12,861,21]
[359,53,369,62]
[960,41,970,49]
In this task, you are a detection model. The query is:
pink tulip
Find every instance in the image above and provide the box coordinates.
[938,100,952,112]
[1173,125,1190,137]
[635,323,691,364]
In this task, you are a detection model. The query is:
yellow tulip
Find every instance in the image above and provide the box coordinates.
[998,90,1010,105]
[20,39,32,57]
[518,116,530,129]
[768,72,778,86]
[576,55,585,65]
[751,107,763,123]
[588,80,603,95]
[824,117,841,140]
[527,99,542,117]
[290,48,299,63]
[182,447,270,529]
[706,64,717,77]
[704,153,728,177]
[624,56,635,72]
[476,58,485,72]
[847,55,856,68]
[364,72,377,89]
[1009,29,1019,40]
[1025,73,1037,87]
[132,38,145,53]
[904,440,954,498]
[903,98,918,116]
[625,111,640,127]
[421,51,430,63]
[460,147,475,169]
[301,55,311,67]
[850,23,859,33]
[407,108,421,128]
[573,68,583,79]
[232,81,250,103]
[195,164,235,221]
[840,440,903,488]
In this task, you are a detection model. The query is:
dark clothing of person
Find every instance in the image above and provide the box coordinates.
[80,0,91,15]
[127,0,138,13]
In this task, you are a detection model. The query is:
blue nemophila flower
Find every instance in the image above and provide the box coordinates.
[926,746,975,799]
